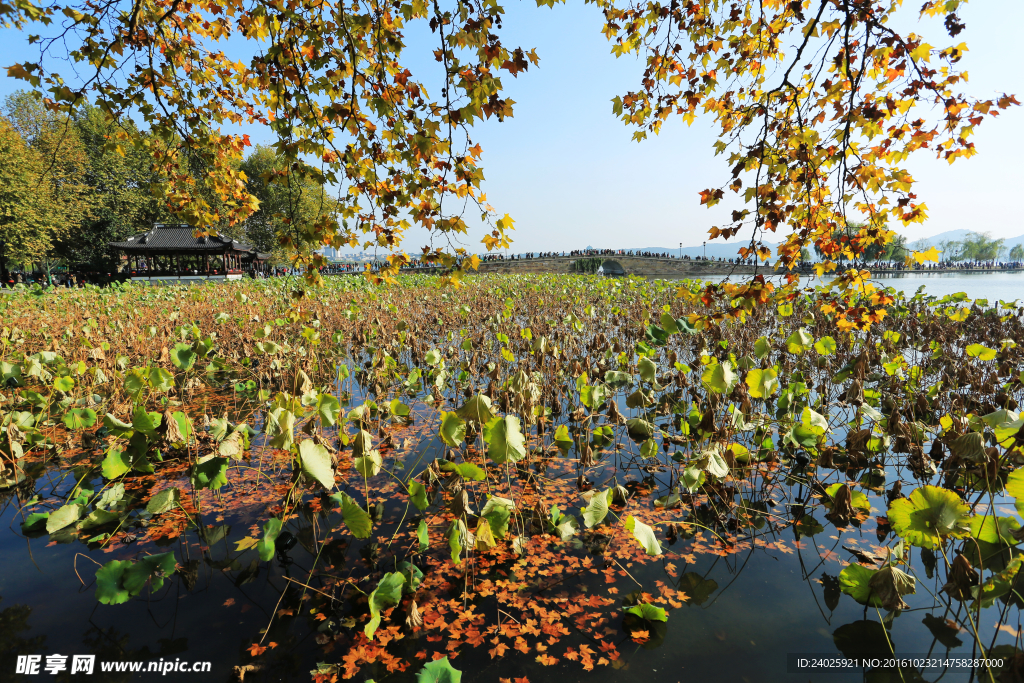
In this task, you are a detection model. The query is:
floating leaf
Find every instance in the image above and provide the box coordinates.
[624,602,668,622]
[146,487,180,515]
[625,515,661,556]
[46,503,82,534]
[416,656,462,683]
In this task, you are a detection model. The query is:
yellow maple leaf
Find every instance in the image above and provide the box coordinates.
[912,246,940,263]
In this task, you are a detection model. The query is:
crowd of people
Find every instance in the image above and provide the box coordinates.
[479,248,755,262]
[1,271,122,288]
[5,254,1024,289]
[855,259,1024,271]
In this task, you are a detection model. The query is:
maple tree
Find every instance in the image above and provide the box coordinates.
[2,0,1016,310]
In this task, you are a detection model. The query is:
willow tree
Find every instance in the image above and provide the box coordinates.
[3,0,1015,324]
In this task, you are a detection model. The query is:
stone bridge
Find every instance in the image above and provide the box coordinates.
[475,255,765,278]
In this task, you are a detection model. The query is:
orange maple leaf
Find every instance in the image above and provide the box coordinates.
[535,654,558,666]
[246,643,267,657]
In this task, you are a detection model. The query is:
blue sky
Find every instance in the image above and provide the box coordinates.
[1,0,1021,255]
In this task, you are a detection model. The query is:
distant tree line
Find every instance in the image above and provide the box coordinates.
[0,90,338,281]
[809,222,1023,264]
[930,232,1022,262]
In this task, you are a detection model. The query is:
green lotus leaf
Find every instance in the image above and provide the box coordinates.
[949,432,986,463]
[624,602,668,622]
[131,406,162,434]
[192,456,228,490]
[95,560,132,605]
[625,515,661,556]
[416,656,462,683]
[888,485,970,548]
[438,411,466,447]
[838,563,882,607]
[63,407,97,430]
[354,450,383,478]
[331,492,372,539]
[440,461,485,481]
[702,361,737,394]
[417,519,429,552]
[825,483,871,511]
[171,342,196,370]
[481,496,514,538]
[969,514,1020,546]
[408,480,430,511]
[638,356,657,383]
[484,415,525,464]
[46,503,82,534]
[298,439,335,489]
[583,488,611,528]
[454,394,495,424]
[785,328,813,354]
[256,517,283,561]
[101,448,131,480]
[317,394,342,426]
[146,487,180,515]
[814,336,837,355]
[745,367,779,399]
[103,413,134,437]
[626,418,656,441]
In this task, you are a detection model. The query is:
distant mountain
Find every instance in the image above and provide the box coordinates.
[906,230,1024,254]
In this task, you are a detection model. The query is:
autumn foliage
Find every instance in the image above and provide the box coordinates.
[1,0,1016,310]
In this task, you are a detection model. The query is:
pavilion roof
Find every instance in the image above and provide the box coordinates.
[109,224,256,253]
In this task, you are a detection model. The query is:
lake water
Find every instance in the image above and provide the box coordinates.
[2,273,1022,683]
